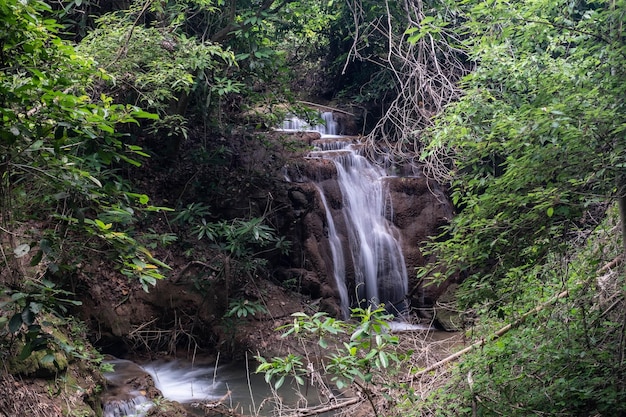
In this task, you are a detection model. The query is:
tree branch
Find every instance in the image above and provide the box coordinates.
[404,289,570,381]
[282,397,363,417]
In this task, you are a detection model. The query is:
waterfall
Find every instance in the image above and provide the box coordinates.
[312,139,409,315]
[317,188,350,319]
[281,111,339,136]
[279,111,409,315]
[103,395,152,417]
[102,358,154,417]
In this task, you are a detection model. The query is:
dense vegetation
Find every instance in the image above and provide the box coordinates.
[1,0,625,415]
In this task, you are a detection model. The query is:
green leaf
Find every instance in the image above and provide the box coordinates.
[131,110,159,120]
[378,351,389,368]
[19,343,34,360]
[8,314,23,333]
[318,337,328,348]
[30,250,43,266]
[21,307,36,325]
[40,353,56,364]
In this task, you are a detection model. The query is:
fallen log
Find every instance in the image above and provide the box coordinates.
[282,397,363,417]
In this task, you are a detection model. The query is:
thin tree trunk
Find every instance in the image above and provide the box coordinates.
[618,195,626,254]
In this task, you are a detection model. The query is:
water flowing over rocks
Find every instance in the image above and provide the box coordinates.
[76,113,457,364]
[280,136,455,318]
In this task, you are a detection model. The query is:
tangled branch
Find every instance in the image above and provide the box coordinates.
[345,0,471,178]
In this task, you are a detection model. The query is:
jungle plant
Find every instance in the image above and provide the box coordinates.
[0,280,82,368]
[411,207,626,417]
[224,298,267,318]
[405,1,626,413]
[415,0,626,309]
[196,217,290,258]
[77,0,239,142]
[1,0,171,291]
[172,202,212,226]
[256,306,404,416]
[85,218,172,291]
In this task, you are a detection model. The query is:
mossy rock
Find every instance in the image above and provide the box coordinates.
[7,347,68,376]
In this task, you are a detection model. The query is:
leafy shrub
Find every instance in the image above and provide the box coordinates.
[256,306,405,415]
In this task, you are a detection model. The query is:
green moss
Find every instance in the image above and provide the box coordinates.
[7,347,68,376]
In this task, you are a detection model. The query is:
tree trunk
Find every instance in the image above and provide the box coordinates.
[619,195,626,255]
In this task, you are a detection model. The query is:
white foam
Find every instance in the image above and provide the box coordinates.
[142,361,224,403]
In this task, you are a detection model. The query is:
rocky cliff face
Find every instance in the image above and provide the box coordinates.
[275,132,455,318]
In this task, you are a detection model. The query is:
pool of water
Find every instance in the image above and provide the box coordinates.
[104,357,333,416]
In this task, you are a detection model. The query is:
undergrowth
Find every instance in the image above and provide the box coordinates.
[412,205,626,416]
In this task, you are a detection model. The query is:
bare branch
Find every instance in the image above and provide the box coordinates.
[343,0,471,177]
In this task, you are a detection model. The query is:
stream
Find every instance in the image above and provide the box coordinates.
[102,356,334,417]
[102,326,458,417]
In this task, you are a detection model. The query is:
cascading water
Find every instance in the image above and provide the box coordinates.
[282,111,409,315]
[281,111,339,136]
[102,358,154,417]
[311,138,409,315]
[317,189,350,318]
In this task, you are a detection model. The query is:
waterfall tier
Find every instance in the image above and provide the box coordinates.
[311,137,409,315]
[281,111,339,136]
[278,111,455,320]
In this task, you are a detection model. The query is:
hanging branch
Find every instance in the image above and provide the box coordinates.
[343,0,470,169]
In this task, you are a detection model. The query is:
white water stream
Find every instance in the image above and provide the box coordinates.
[103,358,328,417]
[281,111,339,135]
[317,140,408,314]
[298,112,409,315]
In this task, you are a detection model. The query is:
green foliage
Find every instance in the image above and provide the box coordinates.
[172,202,212,225]
[1,0,170,290]
[77,0,238,134]
[257,306,404,395]
[256,353,305,389]
[72,0,344,132]
[188,215,291,291]
[224,298,267,318]
[279,311,346,348]
[416,209,626,416]
[0,280,80,367]
[86,218,172,291]
[0,281,109,376]
[419,0,626,309]
[195,216,290,258]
